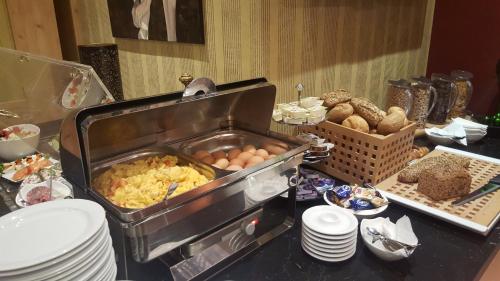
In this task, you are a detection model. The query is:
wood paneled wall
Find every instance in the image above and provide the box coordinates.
[70,0,435,132]
[0,0,14,48]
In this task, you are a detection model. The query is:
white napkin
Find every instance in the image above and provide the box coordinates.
[426,121,467,146]
[361,216,418,258]
[452,117,488,130]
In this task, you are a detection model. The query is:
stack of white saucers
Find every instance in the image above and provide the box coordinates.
[301,205,358,262]
[0,199,116,281]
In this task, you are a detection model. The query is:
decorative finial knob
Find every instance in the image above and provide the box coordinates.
[179,73,194,88]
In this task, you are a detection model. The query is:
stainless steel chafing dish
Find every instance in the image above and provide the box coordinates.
[60,78,309,280]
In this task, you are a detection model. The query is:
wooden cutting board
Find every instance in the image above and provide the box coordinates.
[376,146,500,235]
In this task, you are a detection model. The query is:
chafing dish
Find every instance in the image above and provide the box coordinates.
[60,78,309,280]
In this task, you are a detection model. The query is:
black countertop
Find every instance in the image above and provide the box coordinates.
[213,137,500,281]
[0,137,498,281]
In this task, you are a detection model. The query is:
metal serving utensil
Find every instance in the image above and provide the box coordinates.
[163,182,178,202]
[366,227,419,254]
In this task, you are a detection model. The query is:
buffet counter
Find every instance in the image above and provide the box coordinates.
[2,137,496,281]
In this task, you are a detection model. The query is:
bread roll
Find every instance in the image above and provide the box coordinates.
[377,112,406,135]
[387,106,406,117]
[341,115,369,133]
[326,103,354,123]
[321,89,352,108]
[350,98,385,126]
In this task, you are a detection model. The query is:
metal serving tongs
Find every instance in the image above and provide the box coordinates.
[0,109,20,119]
[366,227,419,255]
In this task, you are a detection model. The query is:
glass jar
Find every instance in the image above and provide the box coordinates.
[386,79,413,115]
[428,74,458,124]
[409,77,437,128]
[449,70,473,118]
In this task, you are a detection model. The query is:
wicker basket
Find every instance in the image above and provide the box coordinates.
[300,121,417,185]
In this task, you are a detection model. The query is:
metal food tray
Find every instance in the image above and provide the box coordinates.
[90,146,219,222]
[376,146,500,235]
[179,129,296,156]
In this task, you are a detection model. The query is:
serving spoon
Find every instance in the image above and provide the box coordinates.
[163,182,178,202]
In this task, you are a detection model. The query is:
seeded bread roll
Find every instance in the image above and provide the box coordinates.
[321,89,352,108]
[350,97,385,126]
[326,103,354,123]
[341,115,369,133]
[417,165,471,200]
[398,154,470,183]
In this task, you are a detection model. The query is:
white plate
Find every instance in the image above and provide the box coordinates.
[0,222,107,277]
[301,229,356,249]
[18,181,73,205]
[14,193,27,208]
[323,192,389,218]
[0,199,105,272]
[302,223,357,241]
[302,238,356,256]
[302,241,356,262]
[56,241,113,281]
[302,205,358,236]
[88,251,116,281]
[1,157,59,183]
[6,228,109,281]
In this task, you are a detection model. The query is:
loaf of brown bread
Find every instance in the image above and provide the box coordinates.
[417,165,471,200]
[398,154,470,183]
[350,97,385,126]
[321,89,352,108]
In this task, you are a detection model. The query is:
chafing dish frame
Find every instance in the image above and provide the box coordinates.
[60,78,309,273]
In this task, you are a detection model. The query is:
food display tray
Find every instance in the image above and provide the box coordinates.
[376,146,500,235]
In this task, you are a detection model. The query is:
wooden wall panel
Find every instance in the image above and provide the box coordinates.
[70,0,435,133]
[6,0,62,59]
[0,0,14,48]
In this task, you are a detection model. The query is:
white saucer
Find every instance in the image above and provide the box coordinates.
[301,230,357,249]
[302,223,358,241]
[302,205,358,236]
[302,238,356,257]
[302,241,356,262]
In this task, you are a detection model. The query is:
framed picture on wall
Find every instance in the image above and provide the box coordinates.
[107,0,205,44]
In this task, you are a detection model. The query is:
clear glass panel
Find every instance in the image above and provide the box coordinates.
[0,47,114,161]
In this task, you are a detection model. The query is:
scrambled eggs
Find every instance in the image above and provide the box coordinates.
[93,155,209,209]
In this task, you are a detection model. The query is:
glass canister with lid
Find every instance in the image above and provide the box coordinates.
[449,70,473,118]
[386,79,413,115]
[409,76,437,128]
[428,73,458,124]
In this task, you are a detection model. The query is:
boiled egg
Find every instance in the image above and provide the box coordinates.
[255,149,269,159]
[213,158,229,169]
[226,164,243,171]
[229,158,245,167]
[193,150,210,160]
[227,149,242,160]
[212,150,227,160]
[201,155,215,165]
[247,155,265,165]
[243,144,256,154]
[237,151,254,162]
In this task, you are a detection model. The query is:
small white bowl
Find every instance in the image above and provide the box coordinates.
[0,124,40,161]
[323,190,389,219]
[465,132,487,143]
[425,132,454,146]
[360,218,416,261]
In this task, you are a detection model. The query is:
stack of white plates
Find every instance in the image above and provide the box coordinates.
[0,199,116,281]
[301,205,358,262]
